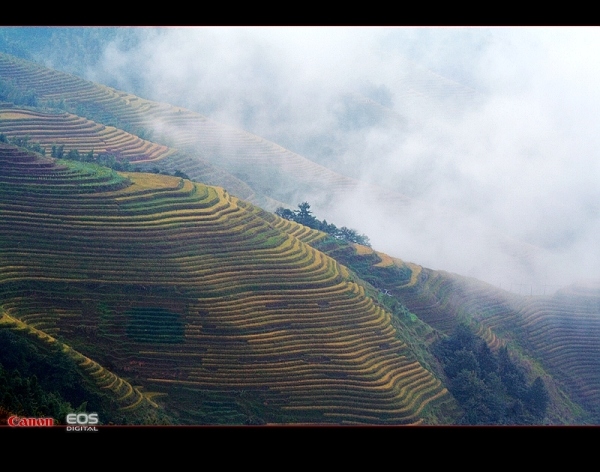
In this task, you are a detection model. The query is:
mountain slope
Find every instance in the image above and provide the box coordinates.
[306,239,598,423]
[0,142,456,424]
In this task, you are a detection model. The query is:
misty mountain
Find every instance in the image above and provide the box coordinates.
[3,27,594,291]
[0,28,600,423]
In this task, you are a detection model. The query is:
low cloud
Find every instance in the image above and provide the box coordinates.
[35,27,600,289]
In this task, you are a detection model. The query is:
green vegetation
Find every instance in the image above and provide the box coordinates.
[0,328,110,423]
[0,76,38,107]
[125,308,185,344]
[51,144,136,172]
[0,133,190,179]
[276,202,371,247]
[314,235,410,288]
[434,324,549,425]
[51,145,191,178]
[0,132,45,155]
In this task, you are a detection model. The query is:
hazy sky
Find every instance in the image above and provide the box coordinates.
[34,27,600,289]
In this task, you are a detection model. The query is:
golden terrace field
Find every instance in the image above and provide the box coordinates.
[0,143,453,424]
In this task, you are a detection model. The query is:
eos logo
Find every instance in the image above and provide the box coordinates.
[65,413,99,432]
[66,413,99,425]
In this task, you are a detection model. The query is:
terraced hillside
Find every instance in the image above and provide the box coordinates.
[306,240,599,423]
[0,142,456,424]
[392,267,600,422]
[0,51,474,201]
[0,51,356,201]
[0,308,160,418]
[0,107,173,162]
[475,284,600,420]
[0,53,283,208]
[0,51,462,211]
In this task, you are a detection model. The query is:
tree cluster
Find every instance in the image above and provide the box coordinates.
[0,136,194,181]
[0,329,104,423]
[0,364,70,422]
[275,202,371,247]
[434,324,549,425]
[0,328,173,425]
[148,167,190,180]
[0,133,45,155]
[0,77,38,107]
[50,146,136,172]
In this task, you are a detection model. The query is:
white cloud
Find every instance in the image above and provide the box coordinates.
[44,26,600,288]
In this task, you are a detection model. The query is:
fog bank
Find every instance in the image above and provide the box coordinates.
[31,27,600,290]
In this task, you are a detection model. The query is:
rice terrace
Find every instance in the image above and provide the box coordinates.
[0,28,599,426]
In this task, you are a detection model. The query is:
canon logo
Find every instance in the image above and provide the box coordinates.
[8,416,54,427]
